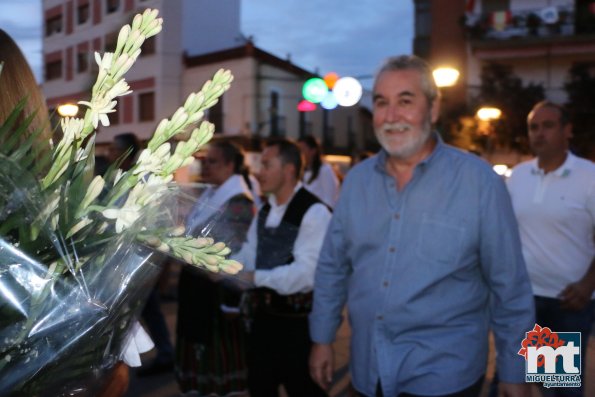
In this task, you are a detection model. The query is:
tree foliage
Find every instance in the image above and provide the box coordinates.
[472,63,545,153]
[564,62,595,159]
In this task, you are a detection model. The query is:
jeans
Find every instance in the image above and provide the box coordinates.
[490,296,594,397]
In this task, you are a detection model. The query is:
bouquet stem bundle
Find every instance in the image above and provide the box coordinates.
[0,8,241,395]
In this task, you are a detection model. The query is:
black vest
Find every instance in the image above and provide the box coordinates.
[255,187,322,270]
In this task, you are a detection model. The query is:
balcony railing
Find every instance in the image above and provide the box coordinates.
[463,5,585,41]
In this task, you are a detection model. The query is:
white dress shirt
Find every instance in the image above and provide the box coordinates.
[233,183,332,295]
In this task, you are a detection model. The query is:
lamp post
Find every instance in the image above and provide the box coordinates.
[476,106,502,121]
[433,66,460,88]
[57,103,79,118]
[432,67,506,157]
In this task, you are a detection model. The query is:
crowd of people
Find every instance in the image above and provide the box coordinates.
[1,25,594,397]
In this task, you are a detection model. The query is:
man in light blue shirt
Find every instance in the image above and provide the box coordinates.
[308,55,535,397]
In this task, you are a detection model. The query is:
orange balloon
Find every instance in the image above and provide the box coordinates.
[324,72,340,89]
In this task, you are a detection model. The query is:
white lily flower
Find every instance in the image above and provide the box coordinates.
[94,52,113,71]
[75,148,88,162]
[80,175,105,210]
[134,144,171,176]
[102,205,142,233]
[60,117,85,146]
[78,95,117,128]
[105,79,131,100]
[136,174,171,204]
[67,217,93,238]
[113,169,123,186]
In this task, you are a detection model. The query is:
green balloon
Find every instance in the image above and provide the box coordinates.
[302,78,328,103]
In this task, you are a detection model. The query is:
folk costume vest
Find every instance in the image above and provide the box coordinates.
[249,187,323,317]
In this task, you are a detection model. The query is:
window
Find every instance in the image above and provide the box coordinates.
[138,92,155,122]
[46,60,63,80]
[111,100,120,125]
[269,91,280,136]
[140,36,156,56]
[299,112,313,138]
[77,4,89,24]
[106,0,119,14]
[46,15,63,36]
[208,96,224,133]
[77,51,88,73]
[104,31,118,52]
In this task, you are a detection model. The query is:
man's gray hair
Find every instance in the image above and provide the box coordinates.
[375,55,440,104]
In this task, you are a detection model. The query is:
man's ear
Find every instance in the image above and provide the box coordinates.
[563,122,573,139]
[283,162,297,181]
[223,159,235,174]
[430,98,441,124]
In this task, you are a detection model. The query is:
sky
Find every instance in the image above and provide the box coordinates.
[0,0,413,89]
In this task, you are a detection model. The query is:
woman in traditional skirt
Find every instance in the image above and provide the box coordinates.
[176,141,256,396]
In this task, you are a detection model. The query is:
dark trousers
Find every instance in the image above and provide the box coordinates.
[490,296,594,397]
[358,376,484,397]
[533,296,594,397]
[245,312,327,397]
[141,287,174,362]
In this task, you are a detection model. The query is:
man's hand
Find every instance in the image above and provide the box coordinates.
[309,343,334,391]
[498,382,532,397]
[222,271,255,291]
[560,279,594,311]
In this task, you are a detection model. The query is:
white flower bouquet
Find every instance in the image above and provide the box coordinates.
[0,9,240,395]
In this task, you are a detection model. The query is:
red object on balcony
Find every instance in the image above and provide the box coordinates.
[489,10,512,31]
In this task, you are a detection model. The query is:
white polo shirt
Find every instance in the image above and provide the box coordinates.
[507,152,595,298]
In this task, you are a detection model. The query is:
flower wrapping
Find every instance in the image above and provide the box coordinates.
[0,8,240,396]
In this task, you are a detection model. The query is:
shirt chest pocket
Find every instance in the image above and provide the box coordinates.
[416,215,465,266]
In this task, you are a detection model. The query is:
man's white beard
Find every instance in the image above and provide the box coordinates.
[375,116,433,159]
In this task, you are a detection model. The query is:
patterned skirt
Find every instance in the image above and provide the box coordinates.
[176,270,247,396]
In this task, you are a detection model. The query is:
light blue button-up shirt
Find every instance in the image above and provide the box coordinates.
[309,135,535,396]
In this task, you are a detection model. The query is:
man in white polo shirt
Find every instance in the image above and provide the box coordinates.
[507,100,595,397]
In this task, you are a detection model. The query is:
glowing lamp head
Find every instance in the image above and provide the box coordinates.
[476,107,502,121]
[323,72,340,89]
[320,92,338,110]
[332,77,362,107]
[57,103,79,117]
[302,78,328,103]
[297,100,317,112]
[432,67,460,88]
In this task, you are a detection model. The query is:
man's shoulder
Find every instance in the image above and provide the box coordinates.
[439,144,500,180]
[510,159,534,176]
[571,154,595,175]
[343,154,378,184]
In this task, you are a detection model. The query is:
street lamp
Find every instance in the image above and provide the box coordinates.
[476,107,502,121]
[433,66,460,88]
[57,103,79,117]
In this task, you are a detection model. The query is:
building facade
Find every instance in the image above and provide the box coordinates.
[41,0,373,156]
[415,0,595,105]
[413,0,595,161]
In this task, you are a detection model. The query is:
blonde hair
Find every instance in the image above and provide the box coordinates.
[0,29,51,155]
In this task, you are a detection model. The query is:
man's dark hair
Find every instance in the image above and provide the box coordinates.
[529,100,570,126]
[266,138,304,181]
